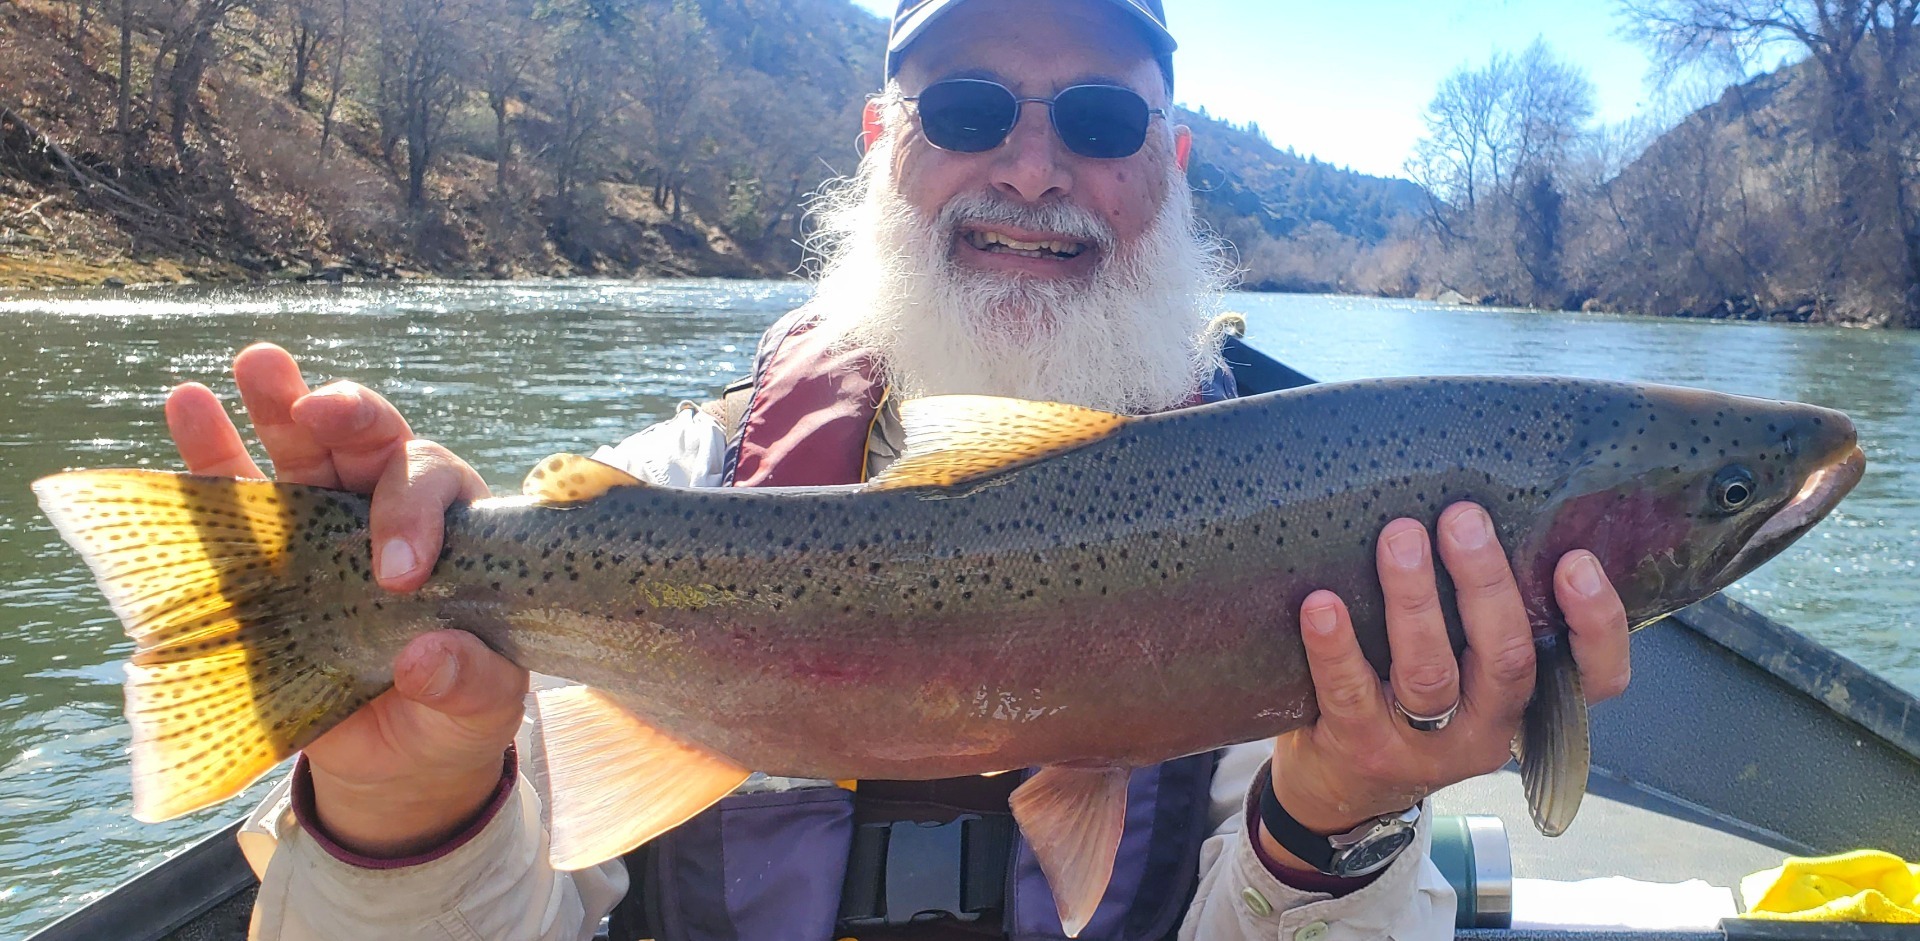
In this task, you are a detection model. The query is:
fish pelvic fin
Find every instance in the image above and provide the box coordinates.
[522,454,647,503]
[1009,765,1131,938]
[31,470,376,821]
[1514,636,1590,836]
[529,686,751,870]
[868,396,1130,491]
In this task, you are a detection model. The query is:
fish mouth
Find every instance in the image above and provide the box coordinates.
[1718,444,1866,583]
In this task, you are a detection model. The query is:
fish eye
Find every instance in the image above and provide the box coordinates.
[1712,465,1758,512]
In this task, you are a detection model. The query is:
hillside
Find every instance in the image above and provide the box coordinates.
[0,0,1420,290]
[0,0,883,286]
[1576,60,1917,326]
[1181,109,1425,295]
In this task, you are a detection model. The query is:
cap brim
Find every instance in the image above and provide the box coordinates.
[887,0,1176,77]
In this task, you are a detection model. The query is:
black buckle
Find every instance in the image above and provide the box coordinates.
[841,814,1008,930]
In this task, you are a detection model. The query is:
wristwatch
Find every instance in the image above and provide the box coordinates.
[1256,775,1421,878]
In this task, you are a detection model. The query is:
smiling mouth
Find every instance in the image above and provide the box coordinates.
[962,230,1089,260]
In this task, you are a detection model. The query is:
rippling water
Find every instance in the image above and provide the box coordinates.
[0,281,1912,935]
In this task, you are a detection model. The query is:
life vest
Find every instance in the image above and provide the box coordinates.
[614,309,1236,941]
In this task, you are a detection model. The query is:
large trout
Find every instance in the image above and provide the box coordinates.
[34,377,1864,934]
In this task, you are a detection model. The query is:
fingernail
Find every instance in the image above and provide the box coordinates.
[1304,603,1338,636]
[1386,528,1425,568]
[422,650,458,698]
[309,385,372,429]
[1451,508,1492,550]
[377,537,417,583]
[1570,554,1606,598]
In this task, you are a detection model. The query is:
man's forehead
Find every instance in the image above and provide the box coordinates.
[893,0,1162,96]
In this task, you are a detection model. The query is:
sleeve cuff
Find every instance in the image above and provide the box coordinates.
[1242,763,1386,896]
[289,746,520,870]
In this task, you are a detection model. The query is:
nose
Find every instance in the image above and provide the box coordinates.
[989,102,1072,204]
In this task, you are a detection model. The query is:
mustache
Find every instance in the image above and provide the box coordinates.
[935,192,1118,254]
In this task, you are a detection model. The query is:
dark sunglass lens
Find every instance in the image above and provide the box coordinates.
[918,80,1017,153]
[1054,86,1151,158]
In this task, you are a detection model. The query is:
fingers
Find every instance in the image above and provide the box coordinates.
[1375,519,1460,721]
[1436,503,1535,723]
[289,381,417,492]
[1298,590,1390,731]
[166,382,265,478]
[1556,551,1632,702]
[369,439,492,593]
[391,630,530,721]
[232,343,340,488]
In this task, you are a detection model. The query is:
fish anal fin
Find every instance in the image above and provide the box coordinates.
[530,686,750,870]
[1009,765,1131,938]
[868,396,1129,491]
[521,454,647,504]
[1514,637,1590,836]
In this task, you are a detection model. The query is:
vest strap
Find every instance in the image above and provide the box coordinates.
[838,814,1017,931]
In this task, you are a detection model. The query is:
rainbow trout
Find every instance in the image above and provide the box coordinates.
[34,377,1863,934]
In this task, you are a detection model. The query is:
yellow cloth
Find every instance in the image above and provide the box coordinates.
[1741,850,1920,923]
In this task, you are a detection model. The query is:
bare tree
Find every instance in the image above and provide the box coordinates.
[1406,39,1595,304]
[629,0,716,221]
[546,23,625,230]
[1623,0,1920,325]
[370,0,467,207]
[470,0,535,201]
[284,0,334,102]
[317,0,350,156]
[148,0,252,159]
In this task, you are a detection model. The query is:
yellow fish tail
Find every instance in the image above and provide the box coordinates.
[32,470,374,821]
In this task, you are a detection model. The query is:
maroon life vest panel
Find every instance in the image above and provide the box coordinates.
[620,307,1222,941]
[724,310,885,487]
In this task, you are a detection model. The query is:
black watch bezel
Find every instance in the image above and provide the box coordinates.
[1257,775,1421,878]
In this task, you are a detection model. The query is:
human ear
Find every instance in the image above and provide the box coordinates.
[861,99,885,155]
[1174,126,1193,171]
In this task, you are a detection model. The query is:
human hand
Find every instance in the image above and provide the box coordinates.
[1261,502,1632,870]
[166,342,528,857]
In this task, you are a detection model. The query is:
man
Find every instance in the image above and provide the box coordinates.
[166,1,1633,938]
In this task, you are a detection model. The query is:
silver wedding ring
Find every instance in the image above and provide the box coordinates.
[1394,697,1461,732]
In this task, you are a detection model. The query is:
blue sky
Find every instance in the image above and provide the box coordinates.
[847,1,1688,178]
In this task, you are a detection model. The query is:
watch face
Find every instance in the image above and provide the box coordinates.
[1330,826,1417,877]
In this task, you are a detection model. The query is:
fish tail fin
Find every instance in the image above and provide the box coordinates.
[32,470,375,821]
[1514,635,1590,836]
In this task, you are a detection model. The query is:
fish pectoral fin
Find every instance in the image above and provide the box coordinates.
[1514,637,1590,836]
[1009,764,1132,938]
[867,396,1130,491]
[30,470,377,821]
[529,686,750,870]
[521,454,648,503]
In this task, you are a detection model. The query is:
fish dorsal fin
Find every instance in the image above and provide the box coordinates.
[522,454,647,503]
[1010,765,1132,938]
[867,395,1130,491]
[529,686,752,870]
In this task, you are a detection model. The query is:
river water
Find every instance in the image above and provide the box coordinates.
[0,281,1912,935]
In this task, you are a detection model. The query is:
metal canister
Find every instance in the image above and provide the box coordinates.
[1429,814,1513,928]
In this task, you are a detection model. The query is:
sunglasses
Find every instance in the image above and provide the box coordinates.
[902,79,1167,160]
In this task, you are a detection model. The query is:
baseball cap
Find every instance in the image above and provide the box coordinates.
[884,0,1177,90]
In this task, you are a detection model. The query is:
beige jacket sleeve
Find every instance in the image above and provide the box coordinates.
[236,705,627,941]
[1180,742,1456,941]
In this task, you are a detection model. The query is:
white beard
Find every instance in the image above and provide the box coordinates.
[797,122,1233,416]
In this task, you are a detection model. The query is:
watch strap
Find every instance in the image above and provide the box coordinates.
[1255,772,1338,873]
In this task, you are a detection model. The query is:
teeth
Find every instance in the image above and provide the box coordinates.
[967,231,1085,258]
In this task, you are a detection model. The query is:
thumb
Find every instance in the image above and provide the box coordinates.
[392,630,530,720]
